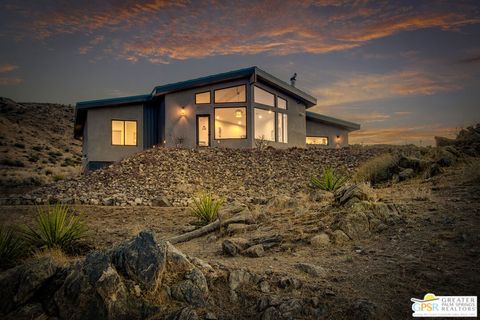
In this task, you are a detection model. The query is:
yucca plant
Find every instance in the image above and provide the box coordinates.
[190,192,225,225]
[310,167,348,192]
[0,226,25,268]
[21,204,88,252]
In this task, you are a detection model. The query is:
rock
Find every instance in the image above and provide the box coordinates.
[222,238,251,256]
[102,197,113,206]
[277,299,304,318]
[3,303,46,320]
[152,196,172,207]
[228,269,252,291]
[110,230,166,292]
[398,156,427,172]
[337,211,370,240]
[398,168,415,181]
[310,233,330,247]
[332,229,350,244]
[226,223,249,235]
[334,185,368,207]
[171,269,208,306]
[278,276,302,289]
[346,299,378,320]
[134,197,142,205]
[294,263,326,277]
[251,197,268,205]
[262,306,281,320]
[243,244,265,257]
[259,280,270,293]
[0,257,59,315]
[167,307,199,320]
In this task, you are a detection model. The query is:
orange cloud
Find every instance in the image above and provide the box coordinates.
[0,77,22,85]
[0,63,18,73]
[350,125,458,145]
[2,1,478,63]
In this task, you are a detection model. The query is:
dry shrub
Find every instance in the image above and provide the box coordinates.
[357,182,378,202]
[33,247,71,266]
[460,160,480,185]
[353,153,399,185]
[403,185,432,201]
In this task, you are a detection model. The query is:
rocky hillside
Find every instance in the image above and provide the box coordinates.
[21,147,387,206]
[0,97,82,193]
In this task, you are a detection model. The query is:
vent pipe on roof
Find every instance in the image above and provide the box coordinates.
[290,73,297,87]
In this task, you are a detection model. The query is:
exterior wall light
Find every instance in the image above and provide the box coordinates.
[180,107,186,116]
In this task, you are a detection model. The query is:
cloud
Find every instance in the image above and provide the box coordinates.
[313,69,464,108]
[394,111,412,116]
[0,77,22,85]
[1,0,479,63]
[350,125,458,145]
[0,63,18,73]
[459,55,480,64]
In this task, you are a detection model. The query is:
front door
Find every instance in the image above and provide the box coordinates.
[197,115,210,147]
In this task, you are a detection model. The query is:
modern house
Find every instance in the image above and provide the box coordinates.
[74,67,360,170]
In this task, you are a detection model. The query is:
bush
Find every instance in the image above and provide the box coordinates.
[21,204,88,251]
[353,153,399,185]
[14,142,25,149]
[53,174,64,181]
[0,226,25,268]
[189,192,225,225]
[0,158,25,167]
[310,167,348,191]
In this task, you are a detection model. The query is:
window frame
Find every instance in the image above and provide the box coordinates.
[214,84,247,104]
[277,112,288,143]
[213,107,248,140]
[195,91,211,105]
[253,85,276,107]
[111,119,138,146]
[306,136,329,146]
[277,96,288,110]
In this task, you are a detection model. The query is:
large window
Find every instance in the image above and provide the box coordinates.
[254,86,275,107]
[214,85,246,103]
[306,136,328,145]
[195,91,211,104]
[277,113,288,143]
[254,108,275,141]
[112,120,137,146]
[277,97,287,109]
[214,107,246,139]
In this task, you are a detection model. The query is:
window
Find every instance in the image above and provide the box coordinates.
[254,108,275,141]
[277,97,287,109]
[195,91,210,104]
[214,85,246,103]
[254,86,275,107]
[277,113,288,143]
[214,107,246,139]
[306,136,328,145]
[112,120,137,146]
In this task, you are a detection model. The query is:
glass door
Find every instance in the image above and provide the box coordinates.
[197,115,210,147]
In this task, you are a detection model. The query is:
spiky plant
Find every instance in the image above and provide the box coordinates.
[0,226,25,268]
[189,192,225,225]
[310,167,348,192]
[21,204,88,251]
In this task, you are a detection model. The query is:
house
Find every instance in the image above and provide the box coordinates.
[74,67,360,170]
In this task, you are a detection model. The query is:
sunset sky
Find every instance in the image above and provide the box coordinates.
[1,0,479,145]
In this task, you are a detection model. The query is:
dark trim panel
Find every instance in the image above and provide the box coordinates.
[87,161,113,171]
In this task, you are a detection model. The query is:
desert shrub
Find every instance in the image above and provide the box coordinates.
[310,167,348,191]
[0,226,25,268]
[14,142,25,149]
[32,145,43,151]
[21,204,88,251]
[254,136,268,151]
[28,154,40,162]
[0,158,25,167]
[53,174,64,181]
[48,151,63,157]
[45,169,53,175]
[353,153,399,185]
[189,192,225,225]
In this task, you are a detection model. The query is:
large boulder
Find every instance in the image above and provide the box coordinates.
[334,185,369,207]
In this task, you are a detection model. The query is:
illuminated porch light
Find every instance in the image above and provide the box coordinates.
[180,107,186,116]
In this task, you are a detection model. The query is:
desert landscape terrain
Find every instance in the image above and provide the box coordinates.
[0,98,479,319]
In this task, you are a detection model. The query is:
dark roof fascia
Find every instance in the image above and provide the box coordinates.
[306,111,360,131]
[152,67,256,96]
[254,67,317,108]
[76,94,151,110]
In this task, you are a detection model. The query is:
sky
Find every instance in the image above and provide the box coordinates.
[0,0,479,145]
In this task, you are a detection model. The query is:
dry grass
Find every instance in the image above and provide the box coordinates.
[460,159,480,185]
[357,182,379,202]
[33,247,72,266]
[353,153,399,185]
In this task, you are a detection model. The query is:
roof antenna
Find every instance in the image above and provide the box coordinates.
[290,73,297,87]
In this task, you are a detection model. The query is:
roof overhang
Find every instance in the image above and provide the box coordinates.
[306,111,360,131]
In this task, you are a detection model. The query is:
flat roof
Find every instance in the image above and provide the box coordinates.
[306,111,360,131]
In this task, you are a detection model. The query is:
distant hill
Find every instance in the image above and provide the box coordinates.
[0,97,81,193]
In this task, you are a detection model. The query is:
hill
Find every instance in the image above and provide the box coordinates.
[0,97,82,193]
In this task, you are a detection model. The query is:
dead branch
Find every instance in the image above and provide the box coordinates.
[168,215,255,244]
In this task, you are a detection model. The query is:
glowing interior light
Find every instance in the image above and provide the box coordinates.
[235,109,243,118]
[258,115,263,119]
[237,121,242,125]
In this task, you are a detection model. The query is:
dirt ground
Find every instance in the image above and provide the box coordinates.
[1,163,479,319]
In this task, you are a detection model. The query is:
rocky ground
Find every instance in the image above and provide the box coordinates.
[0,97,82,193]
[1,154,479,319]
[7,145,409,206]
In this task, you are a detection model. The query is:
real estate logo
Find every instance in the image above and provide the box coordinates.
[411,293,477,317]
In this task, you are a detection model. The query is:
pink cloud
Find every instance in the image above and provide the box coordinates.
[0,63,18,73]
